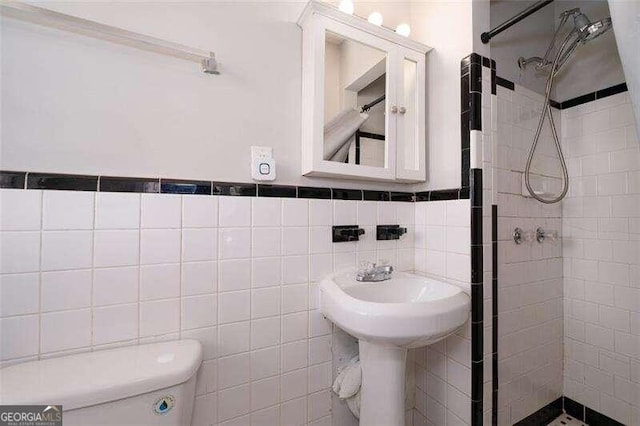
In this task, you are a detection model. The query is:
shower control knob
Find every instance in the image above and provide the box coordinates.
[399,107,406,114]
[391,106,398,114]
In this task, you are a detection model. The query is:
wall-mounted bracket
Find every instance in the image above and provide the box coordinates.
[333,225,365,242]
[376,225,407,240]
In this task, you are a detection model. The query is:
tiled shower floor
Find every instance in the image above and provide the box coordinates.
[548,413,587,426]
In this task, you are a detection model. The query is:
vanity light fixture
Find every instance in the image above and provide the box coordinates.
[395,23,411,37]
[368,11,383,26]
[338,0,354,15]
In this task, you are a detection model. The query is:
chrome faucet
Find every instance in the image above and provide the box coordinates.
[356,262,394,282]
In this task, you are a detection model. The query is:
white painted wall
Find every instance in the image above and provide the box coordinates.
[410,1,474,191]
[1,0,487,192]
[553,0,625,102]
[490,0,556,95]
[1,1,423,191]
[490,0,625,101]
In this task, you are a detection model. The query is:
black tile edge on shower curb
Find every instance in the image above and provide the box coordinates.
[462,52,488,426]
[513,396,626,426]
[470,167,484,426]
[494,77,628,110]
[0,170,421,202]
[491,204,498,426]
[513,397,563,426]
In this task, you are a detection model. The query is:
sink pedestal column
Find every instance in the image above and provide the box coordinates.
[358,340,407,426]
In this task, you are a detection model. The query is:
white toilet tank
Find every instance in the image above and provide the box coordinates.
[0,339,202,426]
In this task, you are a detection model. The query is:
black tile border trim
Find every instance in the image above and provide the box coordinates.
[495,78,628,110]
[161,179,212,195]
[514,397,563,426]
[560,82,628,110]
[495,75,515,91]
[28,172,99,192]
[0,171,422,202]
[491,204,498,426]
[513,396,626,426]
[461,53,489,426]
[0,171,26,189]
[469,167,484,425]
[101,176,159,193]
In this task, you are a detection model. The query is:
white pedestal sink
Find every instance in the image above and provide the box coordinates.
[319,271,470,426]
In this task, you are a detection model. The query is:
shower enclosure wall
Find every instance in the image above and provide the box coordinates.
[490,0,640,424]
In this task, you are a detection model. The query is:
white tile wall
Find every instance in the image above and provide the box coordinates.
[495,84,564,425]
[0,190,415,425]
[413,198,473,426]
[561,92,640,425]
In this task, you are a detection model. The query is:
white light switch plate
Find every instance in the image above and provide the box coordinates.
[251,146,276,181]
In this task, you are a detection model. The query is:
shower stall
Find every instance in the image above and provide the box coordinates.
[489,0,640,424]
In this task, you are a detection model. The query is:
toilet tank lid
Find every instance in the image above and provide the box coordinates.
[0,339,202,410]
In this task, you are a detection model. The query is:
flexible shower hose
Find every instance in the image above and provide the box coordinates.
[523,31,575,204]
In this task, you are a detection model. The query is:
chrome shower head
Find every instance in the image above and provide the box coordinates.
[573,12,612,43]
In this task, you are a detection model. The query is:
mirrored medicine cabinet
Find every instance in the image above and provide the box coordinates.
[298,1,432,182]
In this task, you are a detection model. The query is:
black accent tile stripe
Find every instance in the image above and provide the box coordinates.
[28,173,98,191]
[461,73,470,112]
[585,406,625,426]
[390,192,414,202]
[258,184,297,198]
[513,398,563,426]
[482,56,491,69]
[469,163,484,424]
[461,112,470,151]
[363,190,390,201]
[491,69,497,96]
[513,397,624,426]
[331,188,363,201]
[298,186,331,199]
[0,171,26,189]
[470,169,483,209]
[471,320,483,361]
[471,399,483,426]
[414,191,430,202]
[461,150,470,189]
[429,189,460,201]
[559,82,628,109]
[459,187,470,200]
[563,397,584,421]
[560,92,596,109]
[596,82,628,99]
[549,99,561,109]
[496,76,514,91]
[470,62,483,93]
[213,182,257,197]
[492,353,498,426]
[161,179,211,195]
[100,176,159,193]
[491,204,498,426]
[495,75,628,111]
[0,169,469,203]
[470,92,482,131]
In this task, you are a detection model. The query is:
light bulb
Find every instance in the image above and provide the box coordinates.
[368,12,383,26]
[395,23,411,37]
[338,0,354,15]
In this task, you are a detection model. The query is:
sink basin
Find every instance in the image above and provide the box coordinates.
[320,270,470,348]
[319,271,470,426]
